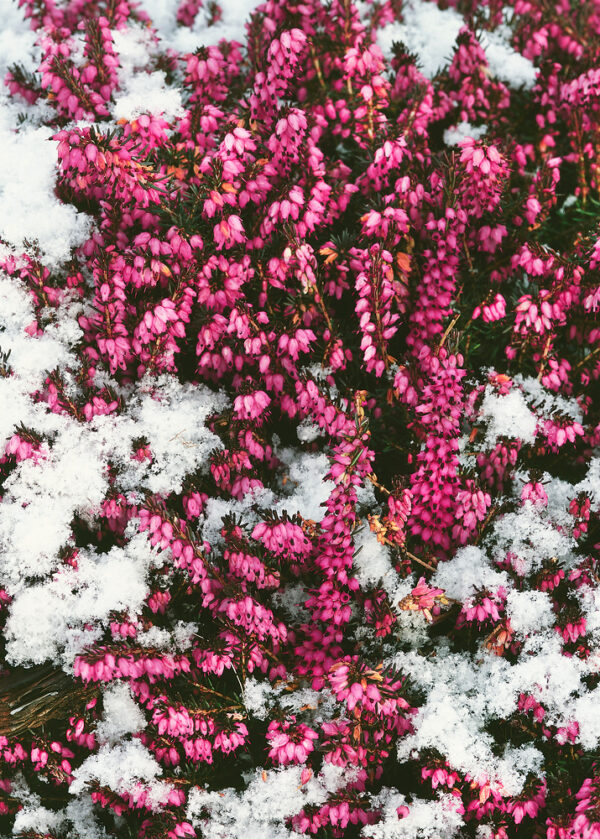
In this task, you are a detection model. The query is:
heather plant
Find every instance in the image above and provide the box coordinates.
[0,0,599,837]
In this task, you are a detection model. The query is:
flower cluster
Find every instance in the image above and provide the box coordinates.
[0,0,599,837]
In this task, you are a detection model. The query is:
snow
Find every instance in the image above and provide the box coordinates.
[12,804,65,836]
[580,585,600,637]
[113,70,184,121]
[0,0,38,79]
[296,418,323,443]
[0,274,77,446]
[202,487,272,550]
[136,625,172,649]
[482,27,537,89]
[65,795,110,839]
[514,632,585,715]
[490,504,574,575]
[138,0,264,53]
[243,676,276,720]
[0,103,91,269]
[111,21,158,70]
[398,680,504,790]
[272,581,311,622]
[395,599,432,647]
[365,790,465,839]
[111,25,184,121]
[172,620,197,648]
[541,472,576,528]
[4,534,153,665]
[394,647,546,796]
[187,764,354,839]
[353,524,400,593]
[479,386,538,445]
[70,740,174,810]
[376,0,535,89]
[0,363,225,666]
[377,0,463,77]
[518,374,584,423]
[575,456,600,507]
[280,684,334,720]
[431,545,508,601]
[444,122,487,146]
[136,620,196,651]
[390,593,593,796]
[406,492,588,795]
[505,589,554,636]
[7,775,96,838]
[107,376,228,495]
[0,429,108,584]
[202,448,333,551]
[274,449,333,522]
[573,688,600,750]
[95,682,146,744]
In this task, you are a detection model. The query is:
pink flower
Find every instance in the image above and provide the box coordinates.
[521,481,549,507]
[233,390,271,420]
[398,577,445,619]
[267,718,318,765]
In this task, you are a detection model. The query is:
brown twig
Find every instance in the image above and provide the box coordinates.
[403,549,437,573]
[438,313,461,351]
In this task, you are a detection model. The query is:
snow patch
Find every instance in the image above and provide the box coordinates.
[0,115,91,268]
[353,525,400,595]
[432,546,508,602]
[505,589,554,636]
[479,387,537,445]
[377,0,463,77]
[5,534,153,665]
[444,122,487,146]
[70,740,174,811]
[139,0,263,53]
[95,682,146,744]
[365,790,465,839]
[483,28,537,89]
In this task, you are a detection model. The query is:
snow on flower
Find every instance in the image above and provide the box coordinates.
[0,0,598,835]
